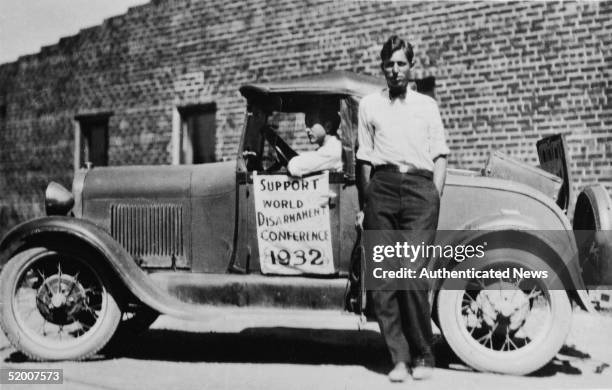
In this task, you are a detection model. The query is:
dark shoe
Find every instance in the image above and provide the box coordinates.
[388,362,410,382]
[411,357,433,380]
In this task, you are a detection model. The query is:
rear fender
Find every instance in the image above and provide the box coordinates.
[0,216,188,317]
[573,184,612,287]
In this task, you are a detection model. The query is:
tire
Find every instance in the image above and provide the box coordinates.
[437,248,572,375]
[0,247,121,361]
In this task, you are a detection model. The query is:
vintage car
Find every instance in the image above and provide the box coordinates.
[1,71,611,375]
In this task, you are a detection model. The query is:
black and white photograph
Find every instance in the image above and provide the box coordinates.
[0,0,611,389]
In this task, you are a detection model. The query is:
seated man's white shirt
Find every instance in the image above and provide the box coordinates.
[357,88,450,171]
[287,135,343,177]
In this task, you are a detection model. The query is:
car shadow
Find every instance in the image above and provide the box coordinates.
[3,329,592,377]
[113,327,393,374]
[119,328,475,375]
[4,328,393,373]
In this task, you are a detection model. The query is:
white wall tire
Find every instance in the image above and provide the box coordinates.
[437,248,572,375]
[0,247,121,361]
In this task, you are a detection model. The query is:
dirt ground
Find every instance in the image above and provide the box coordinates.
[1,307,611,390]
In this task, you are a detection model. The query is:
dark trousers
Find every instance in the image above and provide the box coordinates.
[364,170,440,364]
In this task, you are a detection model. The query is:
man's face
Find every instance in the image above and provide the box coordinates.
[382,49,410,91]
[304,111,327,145]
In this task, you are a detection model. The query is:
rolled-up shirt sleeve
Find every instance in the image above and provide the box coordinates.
[428,102,450,160]
[356,98,374,163]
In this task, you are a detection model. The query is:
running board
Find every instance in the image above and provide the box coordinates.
[150,272,348,311]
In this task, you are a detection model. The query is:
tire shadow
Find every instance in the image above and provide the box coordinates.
[529,345,589,377]
[529,358,582,376]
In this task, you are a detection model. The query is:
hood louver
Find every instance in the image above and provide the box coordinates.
[110,203,185,267]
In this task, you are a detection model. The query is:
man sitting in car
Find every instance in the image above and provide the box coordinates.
[287,107,343,177]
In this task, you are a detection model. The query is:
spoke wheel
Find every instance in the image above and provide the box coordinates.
[0,248,121,361]
[437,248,571,375]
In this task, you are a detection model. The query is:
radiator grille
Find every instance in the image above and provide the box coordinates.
[110,203,184,260]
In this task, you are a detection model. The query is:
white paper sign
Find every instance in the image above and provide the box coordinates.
[253,172,335,275]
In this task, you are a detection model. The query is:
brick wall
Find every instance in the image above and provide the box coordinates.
[0,0,611,236]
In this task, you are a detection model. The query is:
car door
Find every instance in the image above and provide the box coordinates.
[233,99,359,277]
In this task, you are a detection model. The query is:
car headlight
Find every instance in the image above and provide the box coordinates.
[45,182,75,216]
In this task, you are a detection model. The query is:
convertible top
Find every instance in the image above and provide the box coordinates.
[239,70,386,99]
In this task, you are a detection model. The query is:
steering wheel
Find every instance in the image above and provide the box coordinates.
[261,125,298,168]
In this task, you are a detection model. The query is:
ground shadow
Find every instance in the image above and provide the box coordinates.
[118,328,470,375]
[112,327,393,374]
[3,329,594,378]
[529,345,589,377]
[4,328,396,373]
[530,358,582,376]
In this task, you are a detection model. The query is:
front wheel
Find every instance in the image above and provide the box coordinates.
[437,248,572,375]
[0,247,121,361]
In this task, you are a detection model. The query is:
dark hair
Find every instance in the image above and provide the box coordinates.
[322,109,341,135]
[305,108,341,136]
[380,35,414,66]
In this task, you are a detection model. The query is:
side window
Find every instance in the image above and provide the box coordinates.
[241,98,349,176]
[178,103,216,164]
[262,112,309,170]
[0,105,6,130]
[0,105,6,159]
[75,113,111,168]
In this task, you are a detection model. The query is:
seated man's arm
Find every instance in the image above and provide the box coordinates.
[287,141,342,177]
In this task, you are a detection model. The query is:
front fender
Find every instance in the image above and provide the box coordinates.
[0,216,189,317]
[432,213,593,312]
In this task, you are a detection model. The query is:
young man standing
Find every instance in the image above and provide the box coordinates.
[356,35,449,382]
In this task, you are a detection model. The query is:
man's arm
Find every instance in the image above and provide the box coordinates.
[356,96,374,211]
[428,98,449,196]
[356,160,372,211]
[432,155,447,196]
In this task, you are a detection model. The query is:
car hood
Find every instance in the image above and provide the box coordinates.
[81,161,237,200]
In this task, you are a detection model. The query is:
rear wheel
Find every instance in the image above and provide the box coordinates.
[437,248,571,375]
[0,247,121,361]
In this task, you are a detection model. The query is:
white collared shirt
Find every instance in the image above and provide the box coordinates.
[357,88,450,171]
[287,135,343,177]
